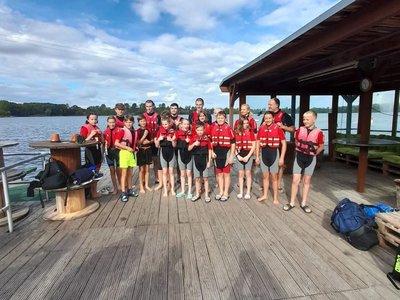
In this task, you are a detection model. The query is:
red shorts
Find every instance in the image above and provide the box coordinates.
[214,165,231,174]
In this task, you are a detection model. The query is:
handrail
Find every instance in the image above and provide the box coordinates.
[0,152,49,233]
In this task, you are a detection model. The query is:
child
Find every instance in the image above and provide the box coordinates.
[210,111,235,201]
[114,115,139,202]
[188,122,212,202]
[175,118,193,199]
[136,114,153,193]
[284,110,324,213]
[155,117,177,197]
[234,104,257,133]
[103,116,121,195]
[234,117,256,199]
[198,110,211,137]
[80,112,103,199]
[256,111,287,205]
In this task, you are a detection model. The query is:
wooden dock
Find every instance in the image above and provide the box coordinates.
[0,160,399,299]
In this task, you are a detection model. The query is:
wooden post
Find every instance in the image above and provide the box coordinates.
[299,94,310,127]
[392,90,399,137]
[239,94,246,107]
[229,88,238,127]
[290,95,296,141]
[342,95,358,134]
[357,91,373,193]
[329,95,339,160]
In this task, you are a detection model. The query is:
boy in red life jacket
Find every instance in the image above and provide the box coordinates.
[169,103,181,130]
[114,115,139,202]
[143,99,161,184]
[175,118,193,199]
[155,117,177,197]
[80,112,104,199]
[234,117,256,200]
[114,103,126,128]
[103,116,122,195]
[210,111,235,201]
[136,114,153,193]
[234,104,257,133]
[256,112,287,205]
[189,97,212,129]
[284,110,324,213]
[188,122,212,202]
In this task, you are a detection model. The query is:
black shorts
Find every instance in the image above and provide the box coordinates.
[137,148,152,166]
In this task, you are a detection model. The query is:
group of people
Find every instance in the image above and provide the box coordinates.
[79,97,324,213]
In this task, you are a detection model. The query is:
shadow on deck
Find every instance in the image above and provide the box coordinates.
[0,160,399,299]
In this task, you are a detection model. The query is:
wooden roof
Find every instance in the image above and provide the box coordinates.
[220,0,400,95]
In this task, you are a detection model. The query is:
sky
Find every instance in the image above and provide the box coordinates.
[0,0,353,109]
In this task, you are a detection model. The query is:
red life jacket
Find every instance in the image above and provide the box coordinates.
[157,126,175,147]
[191,111,200,128]
[115,116,125,128]
[235,129,255,151]
[210,123,234,148]
[234,116,257,132]
[136,128,151,149]
[143,112,159,138]
[119,127,137,150]
[258,124,282,148]
[104,127,121,149]
[296,127,322,155]
[176,129,192,141]
[170,115,181,129]
[273,110,286,123]
[81,124,103,144]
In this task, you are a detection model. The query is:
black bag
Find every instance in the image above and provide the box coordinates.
[70,168,94,185]
[40,158,68,190]
[346,224,378,251]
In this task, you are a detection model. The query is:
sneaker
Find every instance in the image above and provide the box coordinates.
[215,194,222,200]
[237,194,243,199]
[176,192,185,198]
[205,196,211,203]
[120,192,128,202]
[127,188,139,197]
[186,193,193,200]
[244,194,251,200]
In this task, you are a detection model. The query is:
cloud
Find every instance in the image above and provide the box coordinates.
[132,0,257,31]
[257,0,340,32]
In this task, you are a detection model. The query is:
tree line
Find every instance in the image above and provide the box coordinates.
[0,100,381,117]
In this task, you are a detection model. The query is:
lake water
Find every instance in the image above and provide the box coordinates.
[0,112,398,169]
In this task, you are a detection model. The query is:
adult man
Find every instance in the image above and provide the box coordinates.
[268,97,295,192]
[143,99,161,184]
[189,98,212,129]
[169,103,181,129]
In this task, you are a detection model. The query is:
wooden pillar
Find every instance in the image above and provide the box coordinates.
[290,95,296,141]
[229,90,238,128]
[357,91,373,193]
[329,95,339,160]
[239,94,246,107]
[392,90,399,137]
[299,94,310,127]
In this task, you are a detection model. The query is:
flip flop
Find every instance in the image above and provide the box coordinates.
[283,203,295,211]
[300,205,312,213]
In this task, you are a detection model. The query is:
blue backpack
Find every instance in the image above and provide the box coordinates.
[331,198,373,234]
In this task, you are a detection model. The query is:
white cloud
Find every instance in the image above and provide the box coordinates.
[147,91,160,98]
[132,0,257,31]
[257,0,340,31]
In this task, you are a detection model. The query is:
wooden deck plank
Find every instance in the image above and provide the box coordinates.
[168,192,179,224]
[103,197,125,227]
[90,196,117,228]
[167,223,184,300]
[125,193,148,227]
[148,191,161,225]
[149,224,168,299]
[0,250,49,300]
[114,226,147,298]
[78,197,109,229]
[158,195,169,224]
[191,223,220,299]
[177,195,189,224]
[132,224,158,299]
[137,190,156,226]
[180,223,202,300]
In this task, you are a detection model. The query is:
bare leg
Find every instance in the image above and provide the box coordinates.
[223,173,230,197]
[180,170,186,194]
[195,177,201,196]
[109,166,119,194]
[277,165,284,190]
[120,168,127,192]
[217,173,224,195]
[204,177,209,197]
[162,168,168,196]
[301,175,312,207]
[290,174,302,206]
[139,166,145,193]
[258,172,269,201]
[127,167,134,191]
[169,167,176,195]
[238,169,244,196]
[145,165,152,191]
[187,170,193,195]
[245,169,252,196]
[153,157,159,182]
[271,173,279,205]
